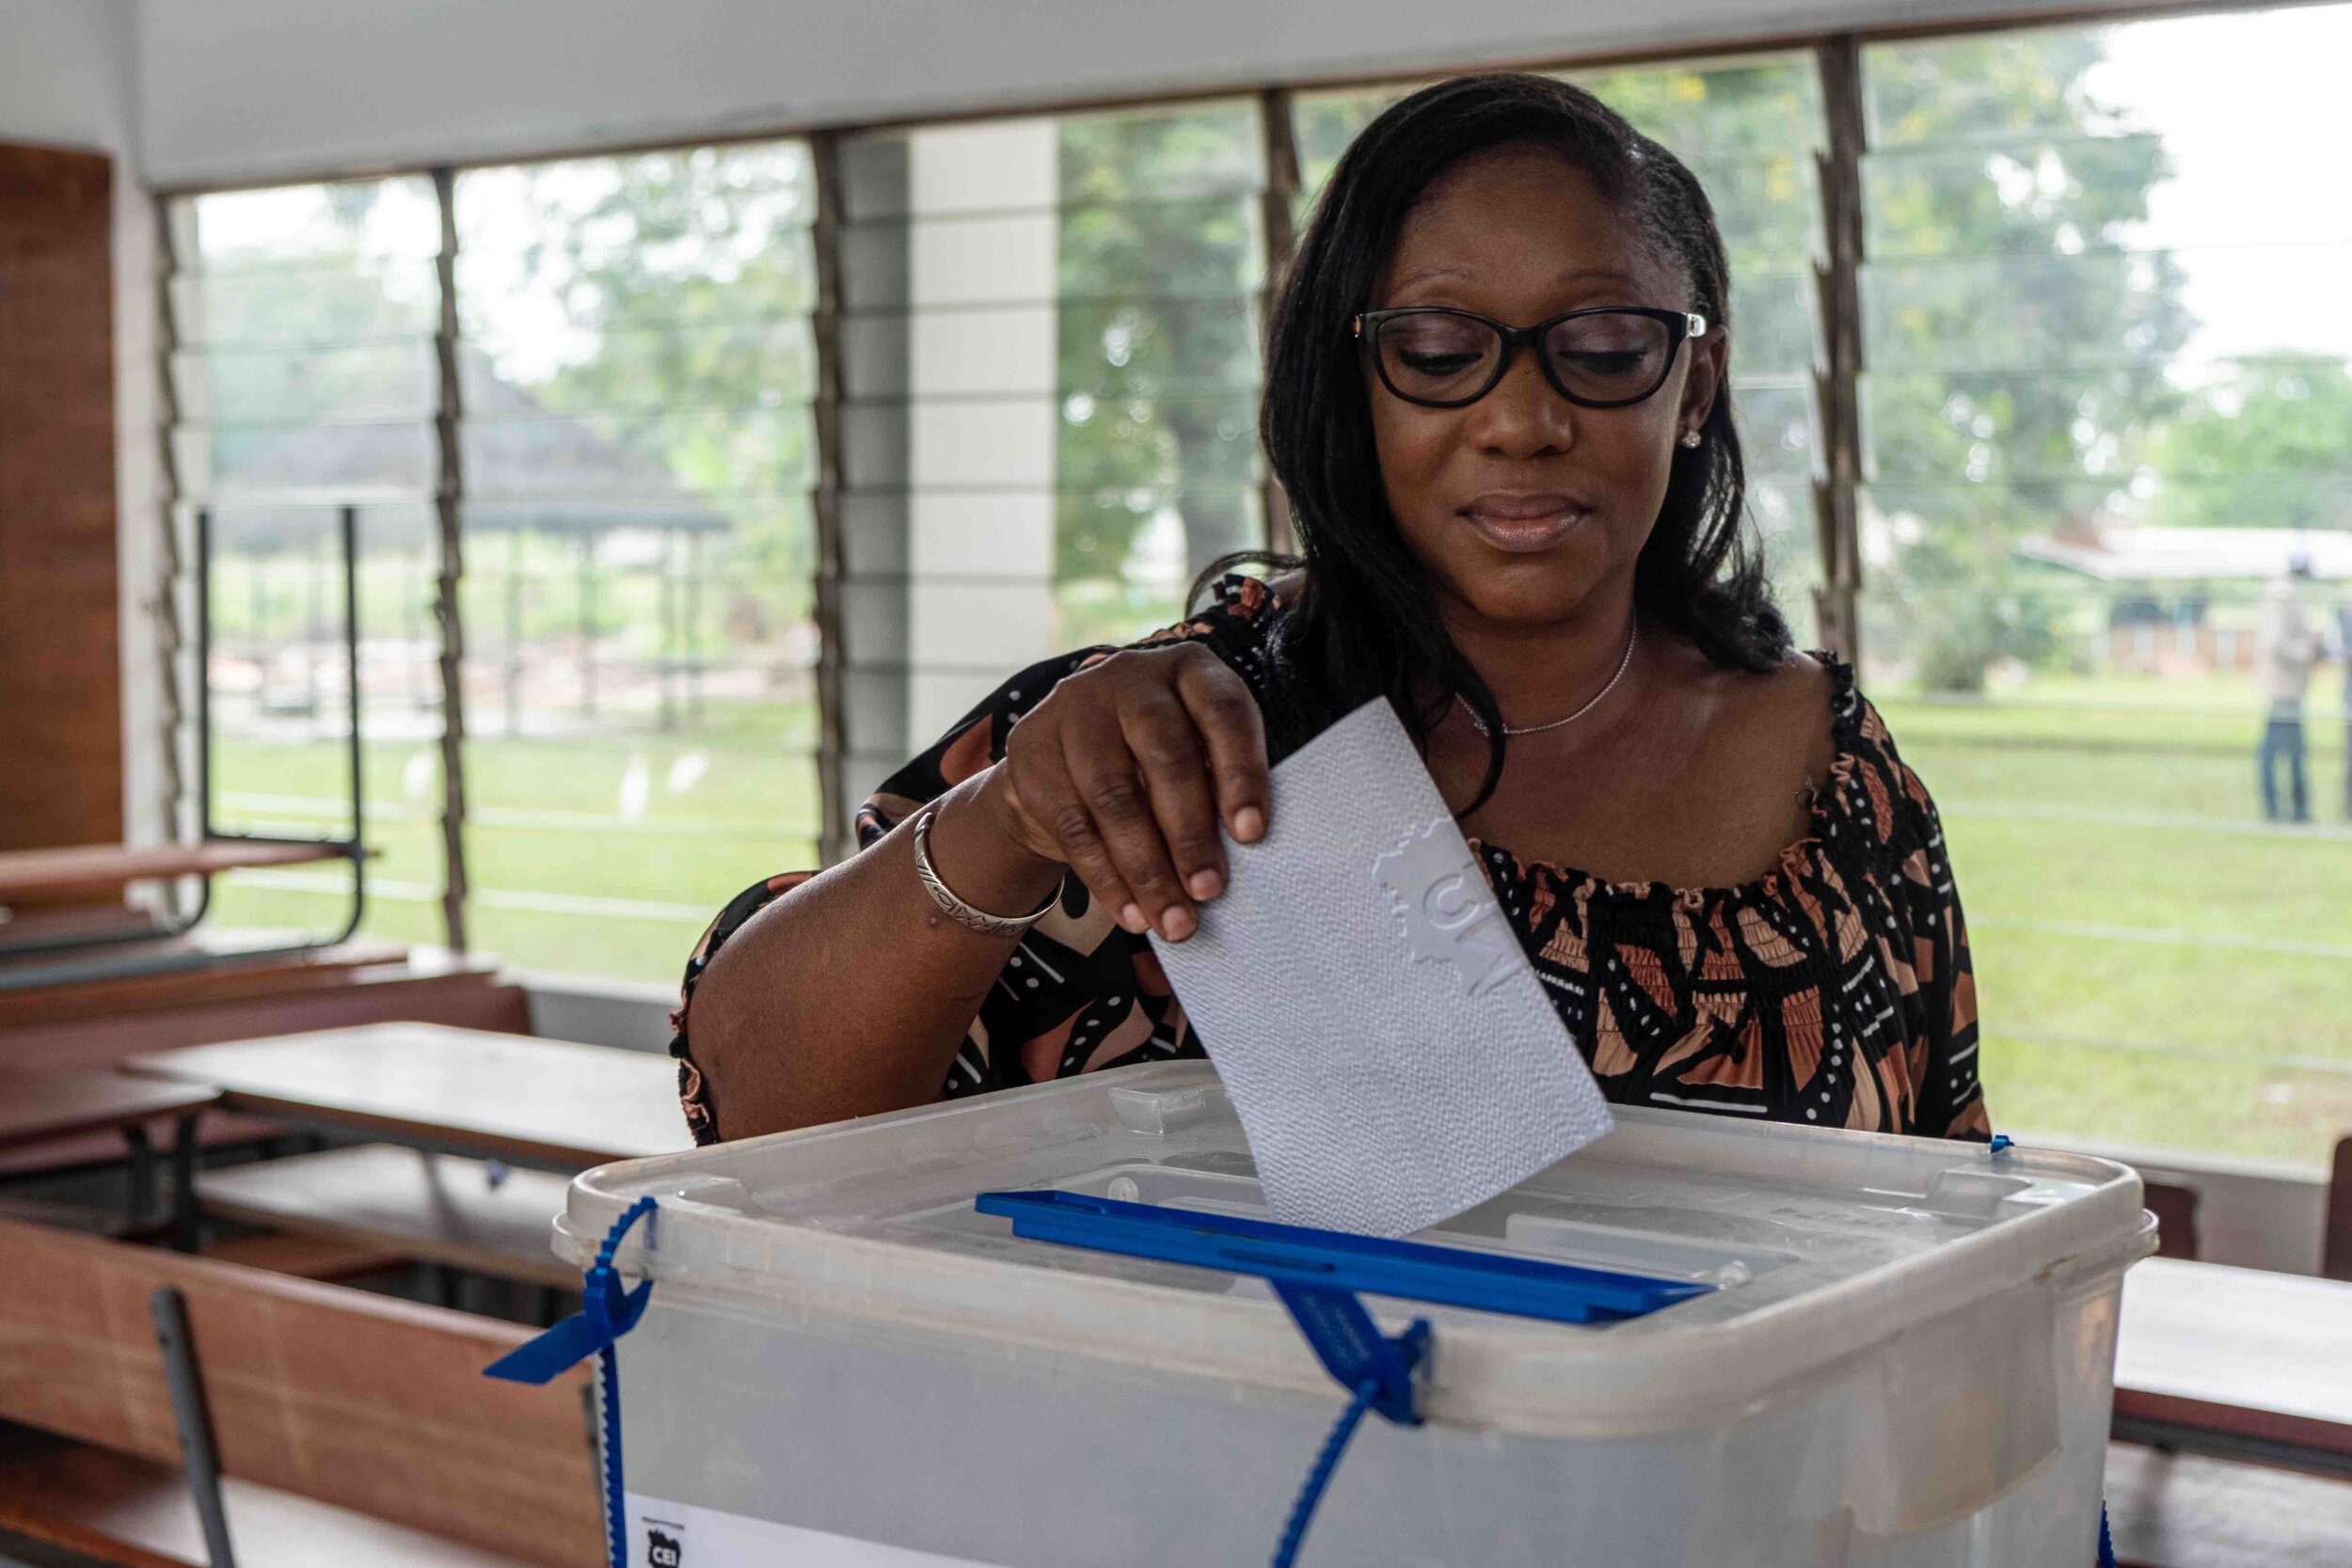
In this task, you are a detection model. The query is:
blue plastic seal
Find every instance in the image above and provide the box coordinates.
[484,1195,658,1386]
[483,1196,658,1568]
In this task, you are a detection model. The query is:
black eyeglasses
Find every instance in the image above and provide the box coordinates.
[1353,306,1708,410]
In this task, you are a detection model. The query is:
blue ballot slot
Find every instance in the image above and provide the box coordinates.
[973,1187,1713,1324]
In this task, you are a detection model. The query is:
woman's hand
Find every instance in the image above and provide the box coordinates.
[979,641,1269,942]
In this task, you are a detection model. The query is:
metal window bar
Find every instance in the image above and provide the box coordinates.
[1812,35,1868,666]
[152,195,193,872]
[430,166,473,953]
[1258,87,1303,560]
[808,129,854,866]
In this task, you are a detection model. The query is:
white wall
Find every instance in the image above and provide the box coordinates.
[0,0,163,851]
[137,0,2168,189]
[2026,1131,2334,1275]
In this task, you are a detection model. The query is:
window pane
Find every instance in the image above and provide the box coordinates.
[172,178,441,951]
[1292,61,1830,637]
[835,103,1267,798]
[1860,7,2352,1164]
[451,142,821,980]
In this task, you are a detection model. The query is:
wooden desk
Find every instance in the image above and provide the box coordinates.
[0,841,354,902]
[0,1071,215,1152]
[0,1070,218,1239]
[125,1023,690,1167]
[2115,1256,2352,1477]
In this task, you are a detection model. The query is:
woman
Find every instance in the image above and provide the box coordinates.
[674,74,1989,1146]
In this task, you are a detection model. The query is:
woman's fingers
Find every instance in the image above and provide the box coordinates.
[1062,705,1198,941]
[1119,686,1228,904]
[998,643,1265,942]
[1019,754,1144,935]
[1174,654,1270,843]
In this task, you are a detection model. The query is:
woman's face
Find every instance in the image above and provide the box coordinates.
[1366,147,1724,634]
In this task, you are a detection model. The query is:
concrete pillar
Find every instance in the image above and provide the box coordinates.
[836,119,1060,804]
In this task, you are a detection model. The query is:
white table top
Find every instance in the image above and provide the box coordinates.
[126,1022,691,1167]
[2117,1255,2352,1434]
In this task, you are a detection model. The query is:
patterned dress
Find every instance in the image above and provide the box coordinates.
[670,575,1990,1146]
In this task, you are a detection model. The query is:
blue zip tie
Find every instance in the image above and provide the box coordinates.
[1272,1378,1378,1568]
[1263,1292,1429,1568]
[484,1196,659,1568]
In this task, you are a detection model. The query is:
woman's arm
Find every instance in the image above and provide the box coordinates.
[683,772,1059,1135]
[681,640,1270,1138]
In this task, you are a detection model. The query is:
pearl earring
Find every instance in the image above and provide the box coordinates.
[1678,430,1702,449]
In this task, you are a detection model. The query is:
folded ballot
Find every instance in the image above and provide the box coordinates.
[1150,698,1613,1238]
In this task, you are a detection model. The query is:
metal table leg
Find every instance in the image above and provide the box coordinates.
[122,1123,157,1231]
[169,1110,204,1252]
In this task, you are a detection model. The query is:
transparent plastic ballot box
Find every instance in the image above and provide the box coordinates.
[555,1061,2153,1568]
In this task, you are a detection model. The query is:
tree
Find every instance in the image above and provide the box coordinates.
[2150,355,2352,533]
[186,181,441,647]
[1861,31,2193,689]
[496,147,819,617]
[1054,107,1263,602]
[500,125,1265,650]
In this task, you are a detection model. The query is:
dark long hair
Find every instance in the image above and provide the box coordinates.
[1227,72,1789,810]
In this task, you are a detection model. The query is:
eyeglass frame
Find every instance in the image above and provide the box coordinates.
[1352,305,1709,410]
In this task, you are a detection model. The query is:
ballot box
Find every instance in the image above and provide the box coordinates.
[555,1060,2152,1568]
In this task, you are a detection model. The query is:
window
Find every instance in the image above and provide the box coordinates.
[169,19,2352,1168]
[1860,8,2352,1162]
[1292,58,1830,639]
[452,144,822,980]
[170,178,446,950]
[834,103,1266,799]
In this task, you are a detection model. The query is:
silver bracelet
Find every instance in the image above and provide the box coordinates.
[912,804,1057,939]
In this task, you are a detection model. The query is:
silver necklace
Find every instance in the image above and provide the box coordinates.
[1458,625,1638,738]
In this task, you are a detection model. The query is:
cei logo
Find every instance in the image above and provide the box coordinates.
[1374,819,1516,995]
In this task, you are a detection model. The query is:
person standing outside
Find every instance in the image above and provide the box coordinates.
[2336,594,2352,822]
[2254,554,2324,823]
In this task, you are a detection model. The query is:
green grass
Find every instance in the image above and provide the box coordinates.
[1877,664,2352,1167]
[205,670,2352,1168]
[207,707,820,988]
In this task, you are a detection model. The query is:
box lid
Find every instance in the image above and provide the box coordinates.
[559,1061,2151,1441]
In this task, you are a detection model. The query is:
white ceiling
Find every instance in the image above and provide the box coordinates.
[134,0,2184,188]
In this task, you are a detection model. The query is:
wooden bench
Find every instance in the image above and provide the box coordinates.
[0,1421,551,1568]
[195,1146,580,1291]
[2114,1256,2352,1478]
[0,1217,600,1566]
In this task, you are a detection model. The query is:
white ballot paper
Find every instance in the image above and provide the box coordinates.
[1150,698,1613,1238]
